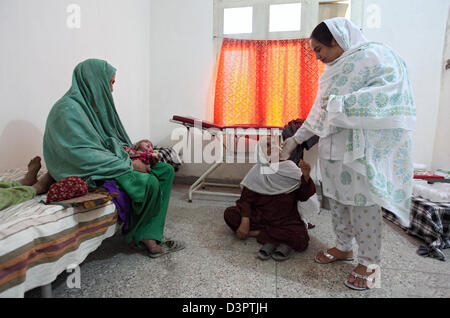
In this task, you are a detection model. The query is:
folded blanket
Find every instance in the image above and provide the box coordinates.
[154,146,182,172]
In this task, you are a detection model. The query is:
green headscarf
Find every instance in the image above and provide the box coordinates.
[43,59,133,187]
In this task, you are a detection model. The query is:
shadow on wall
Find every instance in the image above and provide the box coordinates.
[0,120,44,171]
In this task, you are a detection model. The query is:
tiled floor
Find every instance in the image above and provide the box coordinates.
[25,184,450,298]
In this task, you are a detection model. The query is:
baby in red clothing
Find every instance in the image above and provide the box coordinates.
[124,139,161,166]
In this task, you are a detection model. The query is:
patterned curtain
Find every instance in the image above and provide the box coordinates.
[214,38,325,126]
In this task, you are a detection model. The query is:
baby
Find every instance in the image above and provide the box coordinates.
[124,139,161,166]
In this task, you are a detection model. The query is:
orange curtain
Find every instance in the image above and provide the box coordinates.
[214,38,325,127]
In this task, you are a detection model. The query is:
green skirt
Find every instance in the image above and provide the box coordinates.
[0,180,36,211]
[114,162,175,245]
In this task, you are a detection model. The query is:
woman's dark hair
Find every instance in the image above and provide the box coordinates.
[310,22,334,47]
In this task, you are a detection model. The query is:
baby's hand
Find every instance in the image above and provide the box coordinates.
[149,152,160,165]
[298,160,311,181]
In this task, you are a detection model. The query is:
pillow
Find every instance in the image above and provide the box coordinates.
[46,176,88,203]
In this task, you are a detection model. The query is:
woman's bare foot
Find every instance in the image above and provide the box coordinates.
[19,156,42,186]
[315,247,353,263]
[248,230,260,237]
[142,239,164,254]
[32,172,55,195]
[346,264,377,289]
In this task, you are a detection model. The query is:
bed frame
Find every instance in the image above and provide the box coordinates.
[170,115,283,202]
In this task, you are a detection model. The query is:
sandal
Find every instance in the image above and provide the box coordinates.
[314,249,354,264]
[257,243,277,260]
[344,271,377,291]
[131,242,145,251]
[148,240,186,258]
[132,236,174,251]
[271,244,293,261]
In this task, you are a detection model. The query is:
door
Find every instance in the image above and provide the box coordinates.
[432,5,450,171]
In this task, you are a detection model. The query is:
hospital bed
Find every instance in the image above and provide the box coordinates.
[0,168,117,298]
[170,115,283,202]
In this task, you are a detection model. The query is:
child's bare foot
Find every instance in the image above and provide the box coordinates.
[20,156,42,186]
[32,172,55,195]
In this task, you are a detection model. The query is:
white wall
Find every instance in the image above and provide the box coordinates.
[433,4,450,170]
[148,0,230,179]
[363,0,450,169]
[149,0,215,145]
[0,0,151,171]
[1,0,448,177]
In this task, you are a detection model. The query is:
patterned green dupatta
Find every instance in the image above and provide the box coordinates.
[43,59,133,188]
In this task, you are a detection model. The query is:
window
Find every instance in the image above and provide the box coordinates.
[269,3,302,32]
[223,7,253,34]
[214,0,364,40]
[212,0,363,126]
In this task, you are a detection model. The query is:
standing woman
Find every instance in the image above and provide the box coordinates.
[43,59,184,257]
[283,18,416,290]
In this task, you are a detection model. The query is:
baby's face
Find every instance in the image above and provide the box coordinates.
[137,140,153,152]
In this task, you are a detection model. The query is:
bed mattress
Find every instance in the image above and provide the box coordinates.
[0,169,117,297]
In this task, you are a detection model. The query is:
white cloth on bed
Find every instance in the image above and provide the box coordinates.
[413,180,450,203]
[0,168,117,298]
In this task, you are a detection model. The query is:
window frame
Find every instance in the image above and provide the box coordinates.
[213,0,365,40]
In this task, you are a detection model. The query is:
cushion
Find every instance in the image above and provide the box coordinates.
[46,176,88,203]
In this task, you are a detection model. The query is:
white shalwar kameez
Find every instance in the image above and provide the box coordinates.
[294,18,416,266]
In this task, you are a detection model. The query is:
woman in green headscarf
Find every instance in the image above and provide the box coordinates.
[43,59,184,257]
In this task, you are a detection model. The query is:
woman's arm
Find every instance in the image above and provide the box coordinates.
[293,127,315,145]
[296,160,316,202]
[235,187,258,239]
[236,187,258,218]
[280,127,315,160]
[296,176,316,202]
[132,160,151,173]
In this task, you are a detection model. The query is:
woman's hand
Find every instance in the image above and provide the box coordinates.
[298,160,311,181]
[236,217,250,240]
[280,136,298,160]
[132,160,151,173]
[321,96,329,110]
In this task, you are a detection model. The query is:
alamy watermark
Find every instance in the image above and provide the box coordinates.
[66,264,81,289]
[365,3,382,29]
[170,120,282,173]
[66,4,81,29]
